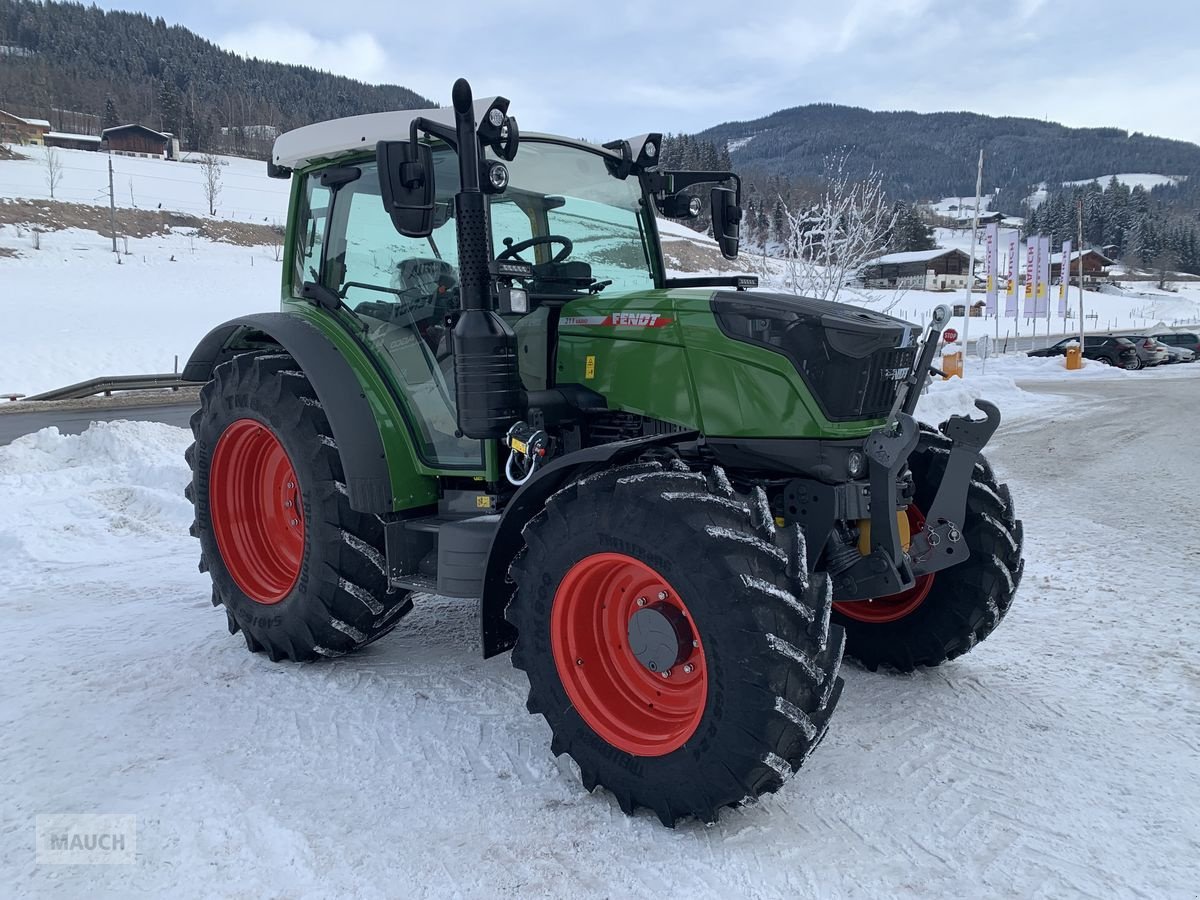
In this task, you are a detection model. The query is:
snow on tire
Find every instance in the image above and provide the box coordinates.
[184,350,412,661]
[506,460,845,827]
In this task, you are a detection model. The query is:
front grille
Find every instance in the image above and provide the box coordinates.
[712,292,917,422]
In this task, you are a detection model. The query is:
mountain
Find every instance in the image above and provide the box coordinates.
[695,104,1200,214]
[0,0,431,155]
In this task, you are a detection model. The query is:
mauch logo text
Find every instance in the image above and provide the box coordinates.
[36,814,136,865]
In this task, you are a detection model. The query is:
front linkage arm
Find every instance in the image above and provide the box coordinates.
[907,400,1001,577]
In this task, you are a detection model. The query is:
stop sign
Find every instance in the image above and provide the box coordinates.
[943,328,959,342]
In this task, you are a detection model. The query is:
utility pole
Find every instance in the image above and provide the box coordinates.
[107,150,117,254]
[1078,199,1085,348]
[960,149,984,370]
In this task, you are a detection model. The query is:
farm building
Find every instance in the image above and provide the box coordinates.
[1050,248,1114,285]
[44,131,102,152]
[861,248,977,291]
[101,124,175,158]
[0,109,50,145]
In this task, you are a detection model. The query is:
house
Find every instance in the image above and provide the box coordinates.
[44,131,102,152]
[0,109,51,145]
[861,248,977,291]
[101,124,170,158]
[1050,248,1113,286]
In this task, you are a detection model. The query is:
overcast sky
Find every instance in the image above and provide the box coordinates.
[93,0,1199,145]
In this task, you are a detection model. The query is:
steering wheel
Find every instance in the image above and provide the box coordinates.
[497,234,573,264]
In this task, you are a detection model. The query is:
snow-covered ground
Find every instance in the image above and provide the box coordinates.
[0,226,280,395]
[0,144,289,223]
[3,365,1199,897]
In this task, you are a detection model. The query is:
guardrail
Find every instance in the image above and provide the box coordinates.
[24,373,190,402]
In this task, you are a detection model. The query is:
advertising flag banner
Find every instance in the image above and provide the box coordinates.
[1005,230,1020,317]
[1058,239,1072,316]
[1037,234,1052,316]
[984,222,999,315]
[1023,238,1037,317]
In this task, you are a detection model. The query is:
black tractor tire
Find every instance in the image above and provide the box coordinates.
[833,428,1024,672]
[507,460,845,827]
[185,350,412,661]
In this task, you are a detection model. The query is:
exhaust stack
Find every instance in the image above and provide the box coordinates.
[449,78,524,440]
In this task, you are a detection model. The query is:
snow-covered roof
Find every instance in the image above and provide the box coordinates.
[101,124,168,140]
[865,248,971,266]
[46,131,101,142]
[1050,249,1115,265]
[0,110,50,128]
[272,100,494,169]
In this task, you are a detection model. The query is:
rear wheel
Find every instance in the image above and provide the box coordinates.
[507,460,844,826]
[185,350,413,661]
[832,431,1023,671]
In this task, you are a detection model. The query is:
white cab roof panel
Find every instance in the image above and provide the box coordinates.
[271,99,499,170]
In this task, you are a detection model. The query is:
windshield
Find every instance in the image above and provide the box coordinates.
[489,140,656,293]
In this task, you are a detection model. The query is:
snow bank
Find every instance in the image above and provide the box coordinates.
[0,420,192,571]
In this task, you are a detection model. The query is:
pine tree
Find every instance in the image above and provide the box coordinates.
[102,96,120,129]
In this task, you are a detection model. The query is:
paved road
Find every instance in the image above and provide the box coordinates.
[0,400,197,445]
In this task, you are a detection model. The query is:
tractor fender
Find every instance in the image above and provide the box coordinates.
[183,312,393,514]
[479,429,699,658]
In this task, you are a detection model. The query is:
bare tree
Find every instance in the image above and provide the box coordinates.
[199,153,222,216]
[44,146,63,200]
[781,154,897,303]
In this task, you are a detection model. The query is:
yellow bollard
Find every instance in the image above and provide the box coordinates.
[942,351,963,379]
[1065,344,1082,370]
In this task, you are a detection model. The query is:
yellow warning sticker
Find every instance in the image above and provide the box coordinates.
[476,495,493,509]
[585,355,596,379]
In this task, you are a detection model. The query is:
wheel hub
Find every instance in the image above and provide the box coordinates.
[627,603,693,674]
[209,418,305,605]
[550,553,707,756]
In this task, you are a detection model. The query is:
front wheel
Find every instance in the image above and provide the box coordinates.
[832,432,1023,671]
[185,351,413,661]
[507,461,844,826]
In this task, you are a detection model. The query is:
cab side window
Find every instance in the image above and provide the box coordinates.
[314,157,481,468]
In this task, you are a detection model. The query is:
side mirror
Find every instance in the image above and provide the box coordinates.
[710,186,741,260]
[377,140,435,237]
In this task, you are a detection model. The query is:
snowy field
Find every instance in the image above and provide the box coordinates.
[0,144,288,223]
[3,365,1199,898]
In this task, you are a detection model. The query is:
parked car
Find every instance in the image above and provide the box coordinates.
[1028,336,1139,368]
[1151,330,1200,357]
[1106,334,1170,369]
[1158,342,1196,364]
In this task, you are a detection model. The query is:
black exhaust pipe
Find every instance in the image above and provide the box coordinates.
[449,78,524,440]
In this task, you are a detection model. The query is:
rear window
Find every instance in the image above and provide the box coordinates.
[1179,333,1199,344]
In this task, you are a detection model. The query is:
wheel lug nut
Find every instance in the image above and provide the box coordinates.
[692,640,698,648]
[657,590,668,601]
[683,663,694,674]
[636,597,647,607]
[287,482,294,489]
[661,669,671,678]
[285,500,293,508]
[290,518,299,526]
[576,658,583,666]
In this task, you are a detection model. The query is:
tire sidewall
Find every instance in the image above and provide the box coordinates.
[194,365,334,632]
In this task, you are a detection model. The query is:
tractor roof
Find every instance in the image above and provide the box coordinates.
[273,102,628,172]
[274,100,495,170]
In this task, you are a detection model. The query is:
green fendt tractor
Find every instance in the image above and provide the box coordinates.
[183,78,1023,826]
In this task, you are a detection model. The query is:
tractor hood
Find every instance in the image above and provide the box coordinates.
[709,291,920,422]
